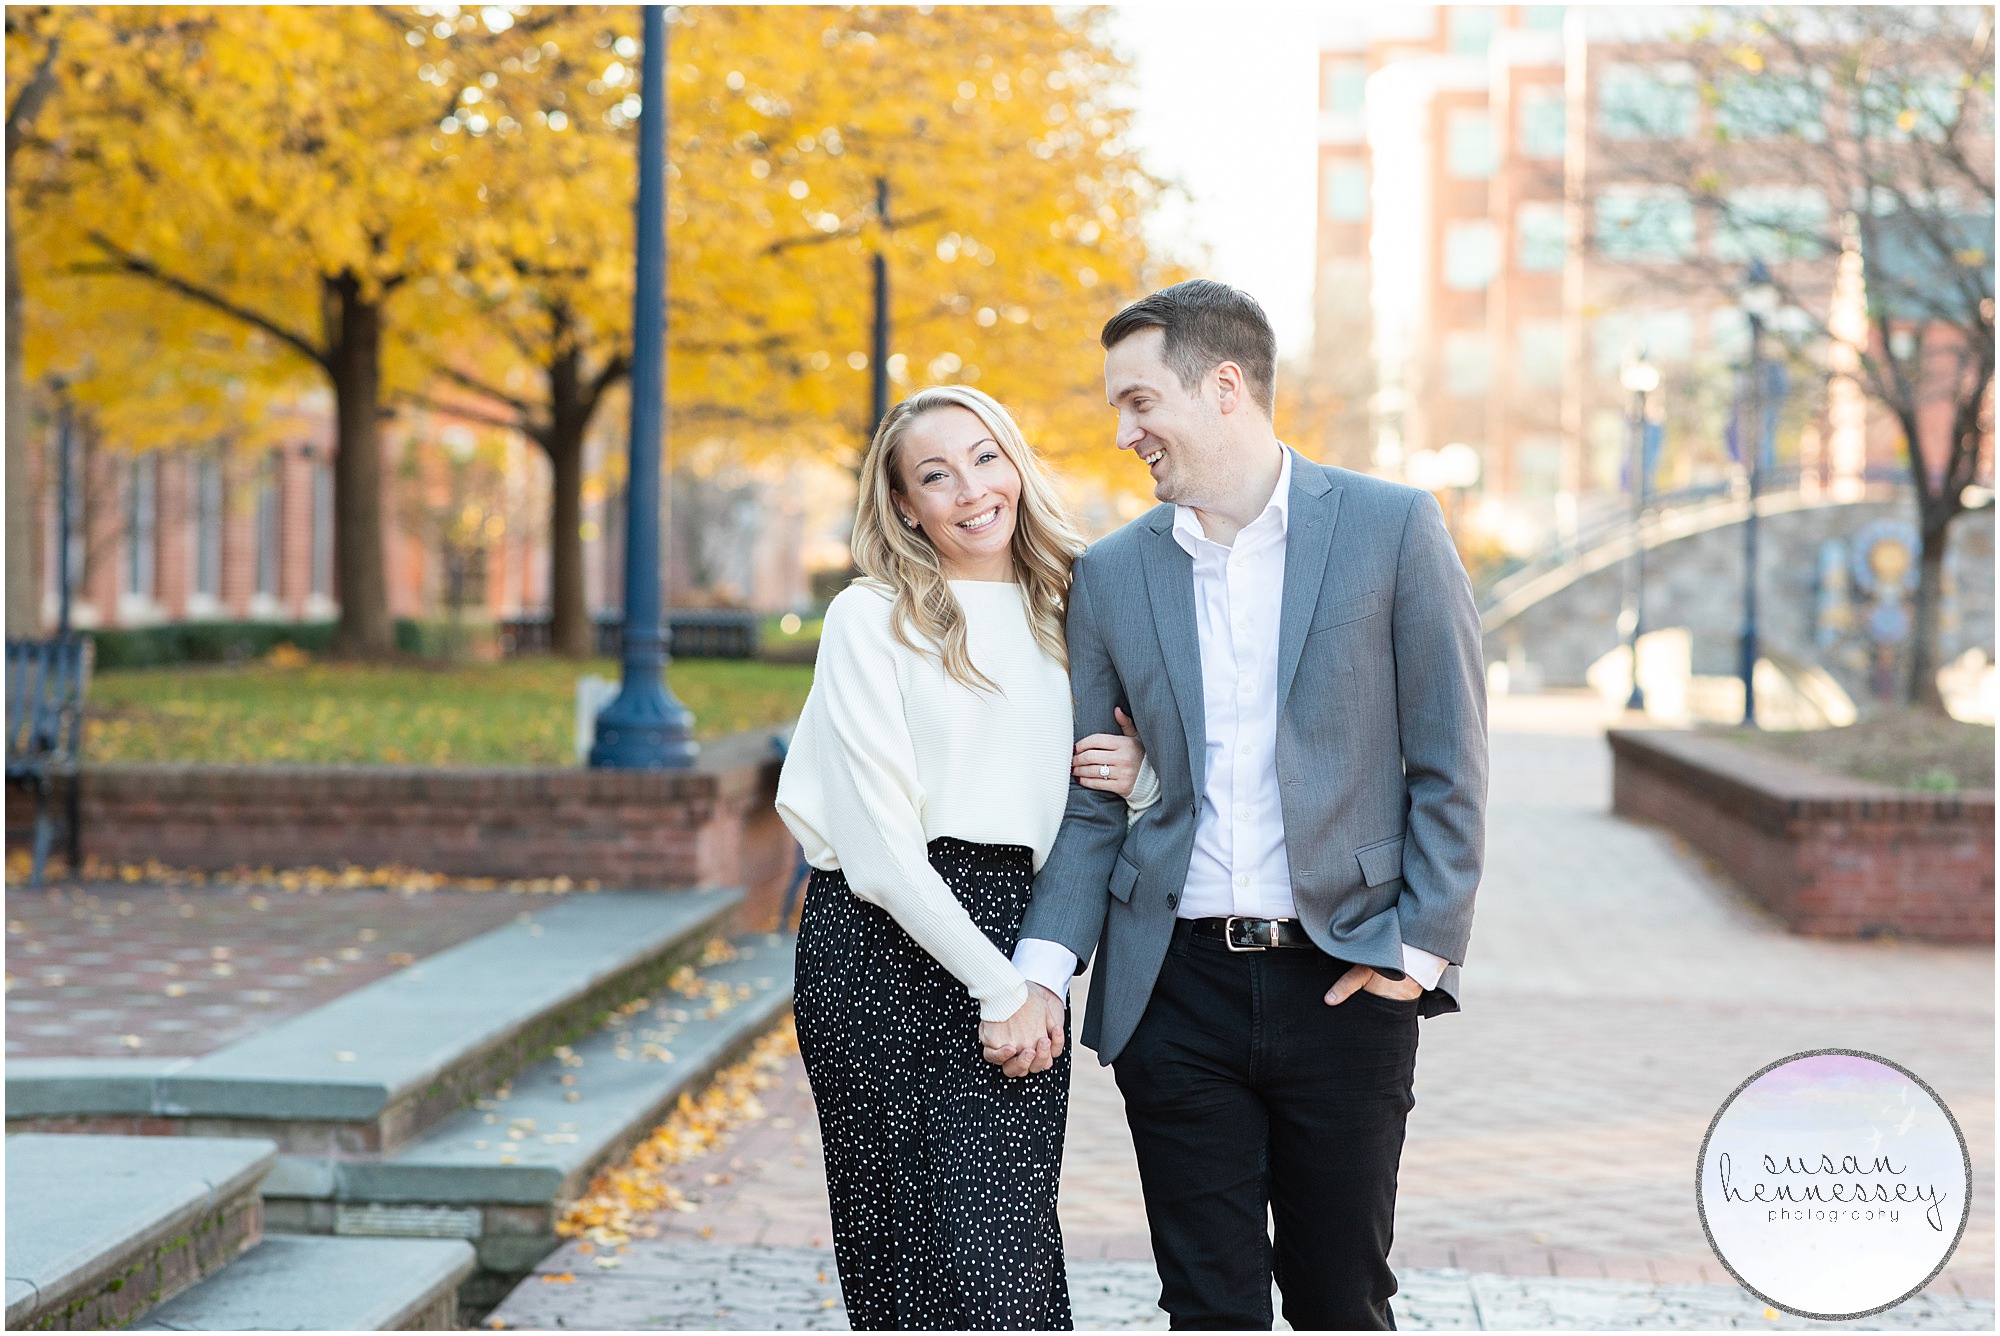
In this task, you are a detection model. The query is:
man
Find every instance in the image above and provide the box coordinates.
[990,280,1486,1329]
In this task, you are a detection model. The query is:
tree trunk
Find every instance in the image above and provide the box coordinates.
[325,272,394,658]
[1906,501,1953,714]
[545,422,591,660]
[543,340,593,659]
[5,218,40,637]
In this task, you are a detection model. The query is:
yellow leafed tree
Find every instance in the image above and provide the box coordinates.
[13,5,501,656]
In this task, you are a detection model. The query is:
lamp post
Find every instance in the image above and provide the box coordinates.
[1619,353,1659,712]
[1736,259,1780,728]
[53,381,74,637]
[591,4,696,769]
[870,176,891,436]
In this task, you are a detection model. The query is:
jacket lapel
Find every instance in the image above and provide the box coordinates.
[1139,513,1207,795]
[1276,453,1344,707]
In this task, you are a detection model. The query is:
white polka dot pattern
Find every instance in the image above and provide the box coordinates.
[795,837,1073,1331]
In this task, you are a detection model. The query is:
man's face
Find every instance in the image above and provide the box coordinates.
[1103,327,1229,508]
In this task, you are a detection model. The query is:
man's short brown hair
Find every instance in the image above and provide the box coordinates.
[1100,279,1277,415]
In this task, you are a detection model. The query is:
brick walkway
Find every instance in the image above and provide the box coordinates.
[5,882,537,1058]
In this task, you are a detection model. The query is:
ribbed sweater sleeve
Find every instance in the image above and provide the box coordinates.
[808,594,1031,1023]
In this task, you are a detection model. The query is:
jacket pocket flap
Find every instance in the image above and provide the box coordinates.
[1306,589,1381,635]
[1109,856,1140,903]
[1354,835,1405,887]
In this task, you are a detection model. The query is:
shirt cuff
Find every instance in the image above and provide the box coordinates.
[1400,942,1450,991]
[1011,937,1079,1003]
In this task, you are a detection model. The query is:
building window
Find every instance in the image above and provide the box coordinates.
[1853,75,1961,143]
[1592,308,1694,378]
[1517,201,1566,272]
[1443,332,1491,398]
[1595,186,1695,262]
[1447,7,1497,57]
[1443,219,1499,291]
[1598,62,1697,140]
[1324,163,1369,221]
[1716,73,1824,142]
[1519,85,1566,159]
[1446,109,1496,179]
[1516,435,1564,498]
[311,456,334,598]
[1324,60,1368,116]
[1711,186,1829,263]
[1518,321,1565,389]
[125,455,157,599]
[191,455,223,601]
[255,453,282,600]
[1523,6,1567,32]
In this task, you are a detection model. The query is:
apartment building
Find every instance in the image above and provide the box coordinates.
[1311,5,1914,555]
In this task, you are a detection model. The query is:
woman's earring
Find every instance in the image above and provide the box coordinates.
[901,515,919,531]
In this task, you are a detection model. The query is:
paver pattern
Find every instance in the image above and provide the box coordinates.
[5,883,537,1057]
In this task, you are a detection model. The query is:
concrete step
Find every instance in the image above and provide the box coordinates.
[8,888,742,1154]
[137,1234,475,1331]
[267,931,796,1307]
[5,1134,275,1330]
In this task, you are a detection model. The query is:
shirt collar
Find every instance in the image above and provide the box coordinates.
[1171,445,1294,556]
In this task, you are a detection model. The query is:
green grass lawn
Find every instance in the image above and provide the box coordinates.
[87,656,815,766]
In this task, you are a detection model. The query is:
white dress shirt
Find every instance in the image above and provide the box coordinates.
[1014,447,1449,997]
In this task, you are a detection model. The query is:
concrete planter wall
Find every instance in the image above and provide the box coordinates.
[31,730,799,928]
[1608,729,1993,943]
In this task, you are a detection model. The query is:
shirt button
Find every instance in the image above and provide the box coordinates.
[1237,807,1251,821]
[1237,873,1250,888]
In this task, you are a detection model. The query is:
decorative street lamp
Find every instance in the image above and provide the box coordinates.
[1619,352,1659,712]
[46,382,77,637]
[591,4,697,769]
[871,176,891,437]
[1735,260,1780,728]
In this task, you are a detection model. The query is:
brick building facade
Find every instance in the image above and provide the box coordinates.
[28,407,819,635]
[1310,6,1956,558]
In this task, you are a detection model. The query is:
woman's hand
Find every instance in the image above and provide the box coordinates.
[979,988,1056,1077]
[1073,707,1144,797]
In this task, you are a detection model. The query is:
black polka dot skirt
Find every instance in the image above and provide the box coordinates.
[794,837,1073,1332]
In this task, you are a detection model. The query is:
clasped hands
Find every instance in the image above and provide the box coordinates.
[980,983,1065,1078]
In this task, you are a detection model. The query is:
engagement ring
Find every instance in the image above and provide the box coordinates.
[1099,764,1110,779]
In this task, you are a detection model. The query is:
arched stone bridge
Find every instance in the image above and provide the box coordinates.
[1480,481,1995,714]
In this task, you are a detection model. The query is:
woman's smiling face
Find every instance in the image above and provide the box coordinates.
[893,405,1023,581]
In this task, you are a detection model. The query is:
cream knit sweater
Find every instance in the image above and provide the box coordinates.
[776,579,1158,1022]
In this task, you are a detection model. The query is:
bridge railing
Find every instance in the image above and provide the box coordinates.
[1475,465,1910,615]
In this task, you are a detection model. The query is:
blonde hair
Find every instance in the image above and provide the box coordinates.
[851,385,1083,692]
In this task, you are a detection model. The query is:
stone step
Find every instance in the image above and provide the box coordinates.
[5,1134,276,1331]
[8,888,742,1154]
[265,932,796,1307]
[137,1234,475,1331]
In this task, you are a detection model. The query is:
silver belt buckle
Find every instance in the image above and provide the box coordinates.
[1223,915,1265,952]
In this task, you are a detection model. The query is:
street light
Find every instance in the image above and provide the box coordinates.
[1736,259,1780,728]
[1619,352,1659,712]
[591,4,697,769]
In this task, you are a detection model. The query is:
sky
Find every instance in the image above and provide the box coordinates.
[1104,4,1329,360]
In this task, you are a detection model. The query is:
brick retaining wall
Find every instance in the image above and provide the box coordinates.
[24,730,800,928]
[1607,729,1993,942]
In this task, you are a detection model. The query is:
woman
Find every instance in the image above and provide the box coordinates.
[775,384,1155,1330]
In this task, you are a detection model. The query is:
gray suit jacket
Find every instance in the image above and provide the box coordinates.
[1021,450,1488,1063]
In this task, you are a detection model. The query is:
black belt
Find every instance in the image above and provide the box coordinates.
[1188,916,1315,951]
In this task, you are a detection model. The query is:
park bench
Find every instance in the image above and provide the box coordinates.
[6,635,86,886]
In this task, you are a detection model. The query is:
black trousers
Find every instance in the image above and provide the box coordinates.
[1112,919,1420,1330]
